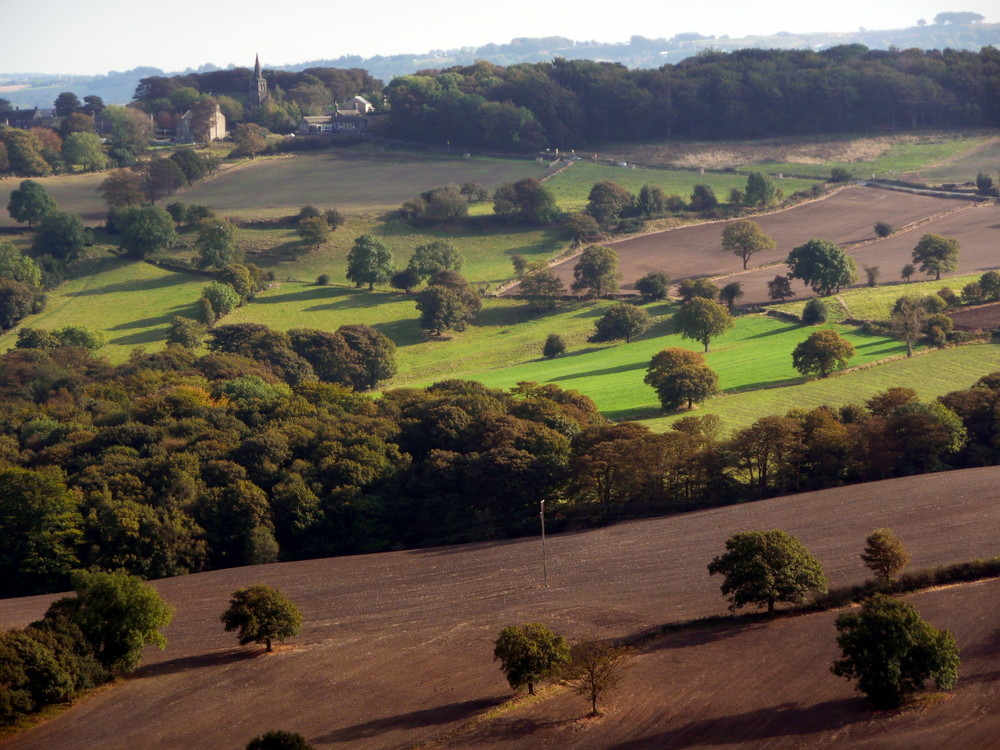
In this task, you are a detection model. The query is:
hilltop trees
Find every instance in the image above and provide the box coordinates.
[786,239,857,295]
[722,219,776,270]
[708,529,828,613]
[832,594,959,708]
[912,234,960,280]
[221,584,303,652]
[494,623,570,695]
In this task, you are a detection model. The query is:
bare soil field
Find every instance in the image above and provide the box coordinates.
[951,302,1000,331]
[436,580,1000,749]
[517,186,978,301]
[716,197,1000,307]
[1,467,999,750]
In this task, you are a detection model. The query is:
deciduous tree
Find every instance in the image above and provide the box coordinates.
[519,265,565,311]
[592,303,651,343]
[767,274,795,301]
[719,281,744,311]
[860,528,910,584]
[586,181,633,226]
[707,529,827,613]
[786,239,857,295]
[560,640,631,716]
[346,234,394,290]
[407,241,464,280]
[635,271,670,300]
[7,180,56,226]
[62,132,107,172]
[571,245,620,297]
[911,234,959,281]
[831,594,959,708]
[196,219,242,269]
[672,298,733,352]
[116,205,177,259]
[677,278,718,302]
[791,329,855,377]
[644,347,719,411]
[890,296,927,357]
[32,211,89,261]
[744,171,779,207]
[493,623,570,695]
[99,169,145,208]
[722,219,776,270]
[296,216,330,248]
[221,584,303,652]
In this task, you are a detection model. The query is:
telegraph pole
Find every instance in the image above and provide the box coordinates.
[539,499,548,587]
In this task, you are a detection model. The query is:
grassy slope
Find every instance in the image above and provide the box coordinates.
[743,134,992,179]
[544,161,819,211]
[0,254,208,359]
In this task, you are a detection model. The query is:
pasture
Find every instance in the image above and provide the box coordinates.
[543,160,818,211]
[2,467,998,750]
[597,131,993,179]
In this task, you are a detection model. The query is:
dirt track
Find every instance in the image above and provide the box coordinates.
[517,187,996,307]
[2,467,999,750]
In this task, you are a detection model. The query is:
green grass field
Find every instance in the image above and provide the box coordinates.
[637,341,1000,433]
[769,273,984,322]
[738,133,992,180]
[544,161,819,211]
[0,253,208,360]
[908,136,1000,184]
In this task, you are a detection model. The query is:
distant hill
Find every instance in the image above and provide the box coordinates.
[2,21,998,108]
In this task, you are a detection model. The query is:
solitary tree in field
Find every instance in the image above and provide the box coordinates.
[116,205,177,259]
[7,180,56,227]
[196,219,241,269]
[767,275,795,302]
[644,347,720,411]
[543,333,566,358]
[561,640,632,716]
[832,594,959,709]
[519,265,565,311]
[722,219,777,270]
[407,240,464,280]
[245,730,316,750]
[677,277,719,302]
[744,171,780,207]
[860,528,911,584]
[592,303,652,343]
[912,234,959,281]
[571,245,621,297]
[890,296,927,357]
[221,584,303,652]
[901,263,916,283]
[673,298,733,352]
[635,271,670,300]
[346,234,394,290]
[719,281,744,311]
[791,329,855,377]
[786,239,857,295]
[493,623,570,695]
[708,529,827,613]
[296,216,330,248]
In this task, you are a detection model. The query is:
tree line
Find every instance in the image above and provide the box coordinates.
[383,46,1000,150]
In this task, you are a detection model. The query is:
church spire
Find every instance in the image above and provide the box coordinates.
[254,54,262,80]
[249,53,268,109]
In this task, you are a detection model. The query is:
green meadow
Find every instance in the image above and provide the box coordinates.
[768,273,984,322]
[544,161,819,211]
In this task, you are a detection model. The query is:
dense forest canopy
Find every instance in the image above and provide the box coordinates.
[382,46,1000,149]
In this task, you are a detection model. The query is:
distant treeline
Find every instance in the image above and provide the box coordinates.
[383,46,1000,150]
[2,321,1000,599]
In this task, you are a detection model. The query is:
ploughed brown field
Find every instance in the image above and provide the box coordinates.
[2,467,999,749]
[519,187,998,307]
[950,302,1000,331]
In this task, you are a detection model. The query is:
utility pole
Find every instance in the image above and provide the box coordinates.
[539,499,548,587]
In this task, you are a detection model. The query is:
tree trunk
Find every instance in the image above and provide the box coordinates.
[528,682,535,696]
[266,637,272,652]
[906,340,913,357]
[767,598,775,614]
[591,691,598,716]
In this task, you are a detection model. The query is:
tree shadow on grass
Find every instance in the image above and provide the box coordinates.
[310,696,506,744]
[549,360,647,382]
[474,305,535,328]
[742,323,802,340]
[607,698,867,749]
[253,286,335,305]
[602,405,665,422]
[67,271,196,297]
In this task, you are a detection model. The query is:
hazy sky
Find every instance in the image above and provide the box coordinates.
[1,0,996,75]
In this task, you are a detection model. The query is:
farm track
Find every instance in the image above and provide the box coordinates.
[1,467,999,749]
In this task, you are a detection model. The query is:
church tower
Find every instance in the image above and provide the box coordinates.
[249,54,268,109]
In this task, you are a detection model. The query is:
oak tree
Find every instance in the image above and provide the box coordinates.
[493,623,569,695]
[221,584,303,652]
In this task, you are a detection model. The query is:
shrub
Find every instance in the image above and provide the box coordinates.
[316,274,330,286]
[801,298,828,325]
[874,222,893,238]
[543,333,566,358]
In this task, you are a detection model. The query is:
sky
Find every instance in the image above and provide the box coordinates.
[1,0,996,76]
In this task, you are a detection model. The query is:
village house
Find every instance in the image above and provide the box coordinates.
[0,107,58,130]
[176,103,226,143]
[298,96,376,135]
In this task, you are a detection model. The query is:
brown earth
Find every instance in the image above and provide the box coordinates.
[435,580,1000,749]
[1,467,999,750]
[513,187,997,308]
[950,302,1000,332]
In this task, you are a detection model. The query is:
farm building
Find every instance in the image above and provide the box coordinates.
[176,103,226,143]
[298,96,376,135]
